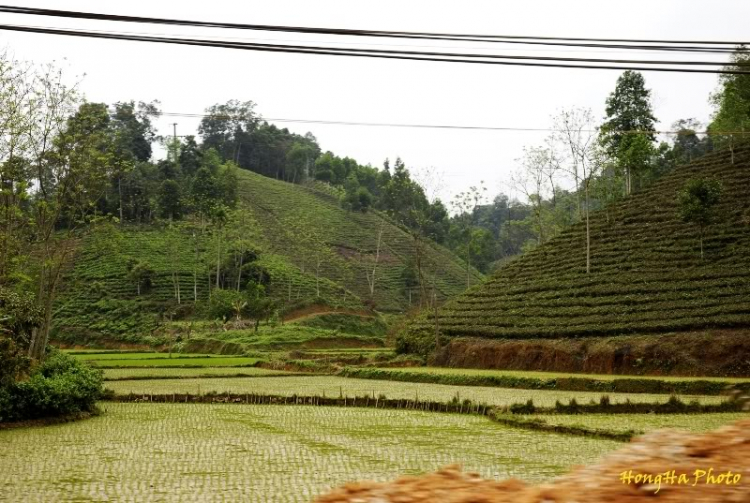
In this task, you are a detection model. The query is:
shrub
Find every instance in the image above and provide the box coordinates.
[0,351,105,423]
[207,289,246,321]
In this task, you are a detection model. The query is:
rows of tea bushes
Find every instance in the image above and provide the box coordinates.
[54,168,480,342]
[239,169,482,311]
[406,147,750,345]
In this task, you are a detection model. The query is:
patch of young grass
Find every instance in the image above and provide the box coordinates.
[103,367,293,380]
[87,357,263,368]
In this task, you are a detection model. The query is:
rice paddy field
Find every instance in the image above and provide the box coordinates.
[2,350,739,502]
[520,412,750,435]
[105,375,725,407]
[0,403,621,503]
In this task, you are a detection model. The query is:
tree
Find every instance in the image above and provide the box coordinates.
[511,147,552,245]
[109,101,160,222]
[26,100,115,359]
[191,167,219,221]
[342,174,373,212]
[678,178,723,260]
[127,259,155,296]
[364,221,385,299]
[246,281,273,332]
[198,100,259,164]
[551,108,600,274]
[157,179,182,220]
[708,46,750,159]
[286,141,316,183]
[178,135,202,177]
[0,289,41,386]
[600,71,657,194]
[451,182,487,288]
[382,159,437,305]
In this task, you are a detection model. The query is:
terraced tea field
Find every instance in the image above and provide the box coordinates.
[407,148,750,343]
[105,376,725,407]
[0,403,620,502]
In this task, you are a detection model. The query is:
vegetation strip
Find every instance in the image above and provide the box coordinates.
[104,372,308,381]
[506,395,746,415]
[338,367,750,396]
[108,392,495,415]
[487,413,634,442]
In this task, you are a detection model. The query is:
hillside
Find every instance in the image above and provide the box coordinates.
[403,148,750,371]
[52,169,481,342]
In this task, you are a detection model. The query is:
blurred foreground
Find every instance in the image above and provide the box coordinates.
[316,419,749,502]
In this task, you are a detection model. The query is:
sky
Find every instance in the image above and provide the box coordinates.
[0,0,748,205]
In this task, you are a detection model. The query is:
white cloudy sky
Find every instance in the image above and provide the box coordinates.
[1,0,747,204]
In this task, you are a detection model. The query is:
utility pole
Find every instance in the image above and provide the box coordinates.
[172,123,178,162]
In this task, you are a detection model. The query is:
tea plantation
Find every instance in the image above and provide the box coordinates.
[52,168,481,342]
[405,147,750,348]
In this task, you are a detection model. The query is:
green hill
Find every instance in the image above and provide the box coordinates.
[402,148,750,373]
[52,169,482,343]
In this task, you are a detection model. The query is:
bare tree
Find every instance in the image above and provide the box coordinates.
[365,220,385,298]
[451,182,487,288]
[550,108,600,274]
[511,147,552,245]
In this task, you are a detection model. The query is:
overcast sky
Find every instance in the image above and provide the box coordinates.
[1,0,748,204]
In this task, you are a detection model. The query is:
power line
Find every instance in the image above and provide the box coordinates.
[152,110,749,136]
[0,4,747,54]
[1,23,749,74]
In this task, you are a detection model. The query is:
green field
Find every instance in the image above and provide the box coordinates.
[371,366,750,383]
[87,357,263,368]
[105,376,724,406]
[520,412,750,435]
[103,367,293,380]
[0,403,619,502]
[75,352,215,361]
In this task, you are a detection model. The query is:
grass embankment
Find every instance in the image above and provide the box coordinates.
[404,148,750,376]
[338,366,750,395]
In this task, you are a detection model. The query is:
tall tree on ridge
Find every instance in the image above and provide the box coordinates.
[708,46,750,161]
[600,71,657,195]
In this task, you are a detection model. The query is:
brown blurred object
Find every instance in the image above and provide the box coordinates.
[315,419,750,503]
